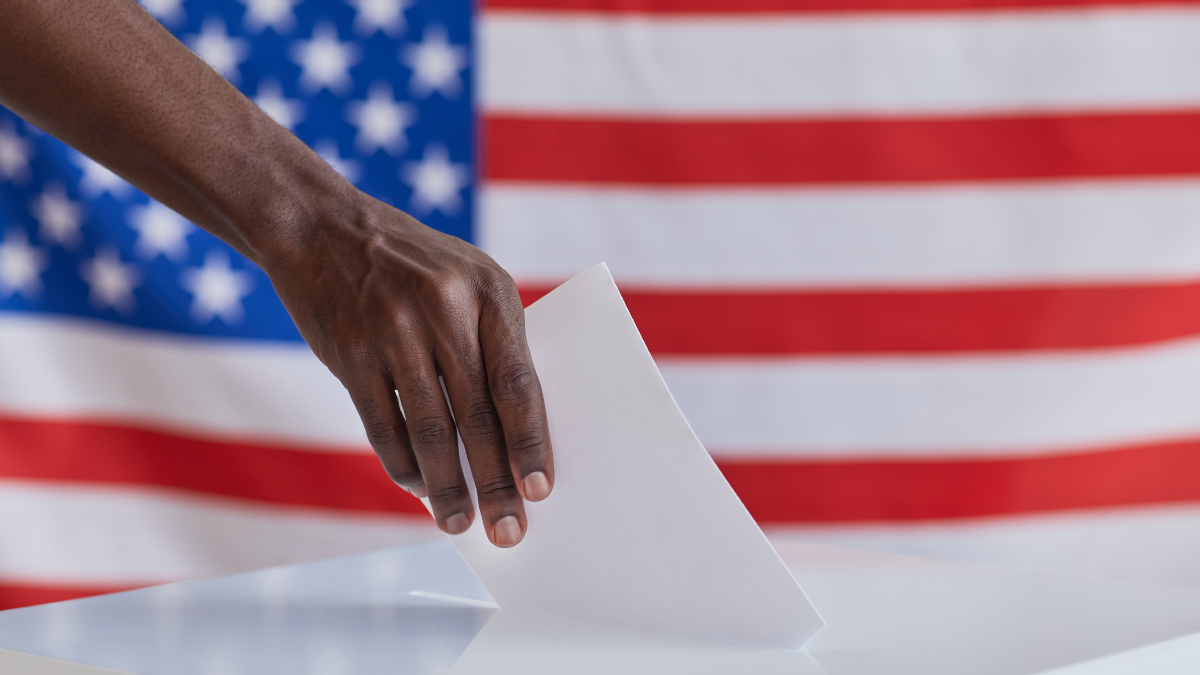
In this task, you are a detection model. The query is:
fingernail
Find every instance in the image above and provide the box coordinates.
[408,484,428,499]
[445,512,470,535]
[522,471,551,501]
[493,516,523,548]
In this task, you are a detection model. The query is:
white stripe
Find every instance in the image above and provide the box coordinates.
[0,480,438,585]
[14,315,1200,460]
[0,315,367,450]
[482,181,1200,288]
[482,9,1200,116]
[661,337,1200,457]
[767,503,1200,589]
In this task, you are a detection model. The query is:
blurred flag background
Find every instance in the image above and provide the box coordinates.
[4,0,1200,609]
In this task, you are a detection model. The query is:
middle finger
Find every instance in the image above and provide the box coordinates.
[435,320,527,548]
[390,347,475,536]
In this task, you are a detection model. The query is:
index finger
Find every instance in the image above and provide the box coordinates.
[477,274,553,503]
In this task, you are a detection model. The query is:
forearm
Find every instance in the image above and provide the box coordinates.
[0,0,350,269]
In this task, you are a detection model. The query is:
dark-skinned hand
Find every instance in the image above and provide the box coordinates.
[268,197,553,546]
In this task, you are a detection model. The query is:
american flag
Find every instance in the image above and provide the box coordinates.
[2,0,1200,610]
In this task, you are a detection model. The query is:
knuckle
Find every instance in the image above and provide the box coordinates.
[431,482,468,502]
[410,415,453,448]
[461,400,504,440]
[506,428,547,456]
[475,473,519,502]
[491,362,536,403]
[426,269,472,310]
[363,421,402,448]
[480,267,518,300]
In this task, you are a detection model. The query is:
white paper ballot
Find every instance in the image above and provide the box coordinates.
[442,263,824,648]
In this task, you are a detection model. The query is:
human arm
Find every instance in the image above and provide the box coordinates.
[0,0,553,547]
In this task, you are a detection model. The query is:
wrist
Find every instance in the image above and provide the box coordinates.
[212,133,365,276]
[157,97,365,275]
[244,167,362,275]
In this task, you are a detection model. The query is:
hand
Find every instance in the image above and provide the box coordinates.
[265,192,554,548]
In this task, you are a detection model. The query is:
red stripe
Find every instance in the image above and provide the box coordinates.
[486,112,1200,185]
[1,419,1197,527]
[0,581,139,611]
[520,280,1200,355]
[485,0,1200,12]
[0,416,426,516]
[719,439,1200,522]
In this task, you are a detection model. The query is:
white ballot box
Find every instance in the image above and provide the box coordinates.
[1,538,1200,674]
[4,265,1199,673]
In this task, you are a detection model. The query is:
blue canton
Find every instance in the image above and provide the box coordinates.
[0,0,473,342]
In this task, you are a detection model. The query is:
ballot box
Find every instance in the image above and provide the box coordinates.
[1,537,1200,674]
[7,265,1200,673]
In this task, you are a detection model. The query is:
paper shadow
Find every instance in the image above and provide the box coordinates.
[449,609,827,675]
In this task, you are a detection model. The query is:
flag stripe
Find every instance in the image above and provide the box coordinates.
[0,315,367,449]
[0,582,138,612]
[0,415,423,515]
[766,503,1200,589]
[485,112,1200,185]
[660,337,1200,456]
[483,10,1200,116]
[519,281,1200,355]
[0,480,436,586]
[721,439,1200,522]
[484,0,1200,13]
[30,414,1200,525]
[481,182,1200,288]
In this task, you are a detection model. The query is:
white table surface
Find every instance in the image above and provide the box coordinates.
[2,538,1200,674]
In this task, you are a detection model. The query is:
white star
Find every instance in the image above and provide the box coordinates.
[290,23,360,95]
[401,143,469,216]
[401,25,467,99]
[0,230,48,299]
[138,0,185,26]
[238,0,299,33]
[0,121,32,184]
[80,247,140,314]
[30,184,85,249]
[129,201,193,262]
[348,0,410,37]
[314,141,362,184]
[181,251,254,325]
[254,80,304,131]
[187,19,250,83]
[346,82,416,156]
[73,153,134,199]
